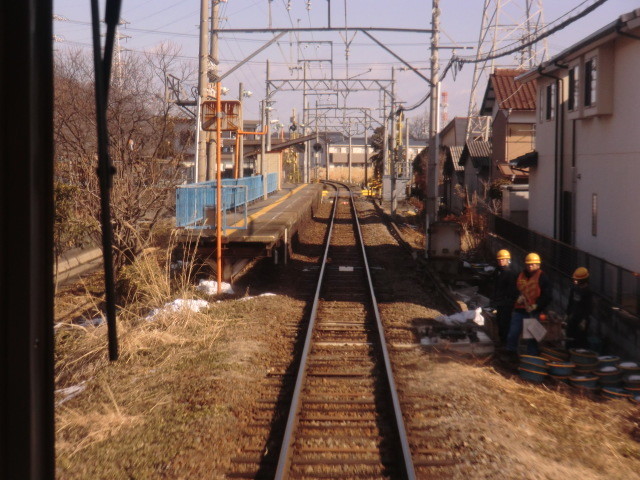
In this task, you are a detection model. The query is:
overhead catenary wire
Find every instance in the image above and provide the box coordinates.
[59,0,615,125]
[401,0,612,113]
[450,0,610,67]
[57,18,440,47]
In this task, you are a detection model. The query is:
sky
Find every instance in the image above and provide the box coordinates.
[53,0,637,133]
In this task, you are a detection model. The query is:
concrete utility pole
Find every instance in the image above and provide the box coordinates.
[264,60,270,199]
[302,62,309,183]
[206,0,221,181]
[405,116,410,179]
[197,0,209,182]
[315,125,320,181]
[382,93,388,177]
[260,99,266,186]
[364,122,369,188]
[348,127,352,183]
[426,0,440,234]
[391,67,397,215]
[325,114,330,181]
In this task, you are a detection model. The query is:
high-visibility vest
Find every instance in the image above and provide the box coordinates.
[515,270,542,310]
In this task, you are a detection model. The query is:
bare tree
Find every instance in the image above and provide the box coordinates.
[409,107,429,141]
[54,44,195,273]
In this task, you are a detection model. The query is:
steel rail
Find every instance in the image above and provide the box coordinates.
[273,182,340,479]
[274,181,416,479]
[351,187,417,480]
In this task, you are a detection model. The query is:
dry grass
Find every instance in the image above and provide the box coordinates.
[54,236,304,479]
[398,352,640,479]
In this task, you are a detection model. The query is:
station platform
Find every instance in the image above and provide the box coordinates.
[176,182,323,281]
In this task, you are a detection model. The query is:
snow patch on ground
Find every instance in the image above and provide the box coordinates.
[55,381,87,406]
[238,293,277,302]
[146,298,210,320]
[197,279,234,295]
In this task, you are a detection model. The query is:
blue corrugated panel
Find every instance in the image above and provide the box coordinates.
[176,174,280,229]
[267,172,277,194]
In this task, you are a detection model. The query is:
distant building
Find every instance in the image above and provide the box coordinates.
[459,140,492,201]
[480,68,534,185]
[439,117,469,214]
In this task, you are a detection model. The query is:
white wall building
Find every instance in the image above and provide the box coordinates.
[518,9,640,273]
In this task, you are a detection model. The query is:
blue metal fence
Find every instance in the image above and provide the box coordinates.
[267,172,278,193]
[175,175,278,230]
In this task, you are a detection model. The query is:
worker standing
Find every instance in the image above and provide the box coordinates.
[492,249,519,345]
[565,267,592,349]
[506,252,552,356]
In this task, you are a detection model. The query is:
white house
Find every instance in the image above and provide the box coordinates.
[517,9,640,273]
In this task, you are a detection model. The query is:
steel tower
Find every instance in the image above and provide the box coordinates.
[466,0,546,141]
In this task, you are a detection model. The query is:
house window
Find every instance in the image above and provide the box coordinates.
[585,57,597,107]
[545,83,556,120]
[568,66,579,111]
[539,88,544,122]
[591,193,598,236]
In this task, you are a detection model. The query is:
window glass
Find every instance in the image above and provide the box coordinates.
[585,57,597,107]
[539,88,544,122]
[545,84,556,120]
[568,66,579,111]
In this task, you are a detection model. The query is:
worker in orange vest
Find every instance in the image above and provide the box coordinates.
[506,252,552,356]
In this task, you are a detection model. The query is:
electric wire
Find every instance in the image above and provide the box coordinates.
[451,0,609,65]
[402,0,610,114]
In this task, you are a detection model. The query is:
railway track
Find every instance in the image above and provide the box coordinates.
[227,182,467,479]
[227,182,415,479]
[273,182,415,479]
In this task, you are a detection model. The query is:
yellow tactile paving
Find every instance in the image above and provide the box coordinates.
[226,183,308,233]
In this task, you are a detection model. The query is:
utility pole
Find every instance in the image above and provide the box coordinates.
[426,0,440,254]
[315,100,320,182]
[325,114,330,181]
[391,67,397,216]
[207,0,221,181]
[264,60,270,199]
[302,62,308,183]
[405,116,410,180]
[382,93,388,177]
[197,0,209,182]
[364,121,369,188]
[348,127,352,183]
[260,99,266,190]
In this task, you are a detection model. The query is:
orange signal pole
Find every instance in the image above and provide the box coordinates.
[233,134,240,179]
[216,82,223,295]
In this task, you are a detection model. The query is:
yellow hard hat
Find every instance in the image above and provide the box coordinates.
[572,267,589,281]
[496,249,511,260]
[525,252,541,264]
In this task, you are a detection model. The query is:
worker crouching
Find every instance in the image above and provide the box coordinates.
[506,252,552,356]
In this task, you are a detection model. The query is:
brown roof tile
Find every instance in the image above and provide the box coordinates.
[491,69,536,110]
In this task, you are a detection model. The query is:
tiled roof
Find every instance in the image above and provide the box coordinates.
[467,140,491,159]
[460,141,492,169]
[448,145,464,172]
[490,69,536,110]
